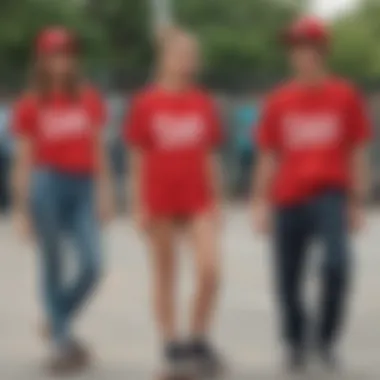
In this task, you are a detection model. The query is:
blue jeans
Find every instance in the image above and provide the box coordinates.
[274,190,351,350]
[31,169,102,345]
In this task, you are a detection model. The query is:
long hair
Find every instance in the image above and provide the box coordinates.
[155,25,197,58]
[29,55,84,101]
[154,25,199,83]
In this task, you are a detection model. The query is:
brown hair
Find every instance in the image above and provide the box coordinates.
[29,56,83,101]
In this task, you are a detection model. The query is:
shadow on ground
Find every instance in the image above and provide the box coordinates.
[1,366,378,380]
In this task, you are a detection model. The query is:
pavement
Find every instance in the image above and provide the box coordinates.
[0,206,379,380]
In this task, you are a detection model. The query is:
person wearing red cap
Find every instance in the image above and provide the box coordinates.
[252,17,371,372]
[11,27,113,374]
[124,27,224,378]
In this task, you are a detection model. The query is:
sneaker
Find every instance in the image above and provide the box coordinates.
[186,340,225,378]
[45,344,89,376]
[286,346,307,374]
[317,346,339,372]
[161,342,190,378]
[68,339,91,366]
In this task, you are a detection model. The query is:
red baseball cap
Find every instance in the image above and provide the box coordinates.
[281,16,329,46]
[36,27,77,55]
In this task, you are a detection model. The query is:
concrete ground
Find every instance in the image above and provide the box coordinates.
[0,206,379,380]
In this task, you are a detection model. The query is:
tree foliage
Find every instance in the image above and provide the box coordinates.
[175,0,305,75]
[331,0,380,81]
[0,0,379,88]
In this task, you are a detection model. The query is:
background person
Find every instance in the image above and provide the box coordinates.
[234,95,261,198]
[11,27,113,375]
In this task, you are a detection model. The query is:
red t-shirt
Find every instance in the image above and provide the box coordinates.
[125,86,222,216]
[12,87,106,174]
[257,78,371,205]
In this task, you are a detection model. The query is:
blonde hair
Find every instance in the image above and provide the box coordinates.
[153,25,200,83]
[155,25,197,53]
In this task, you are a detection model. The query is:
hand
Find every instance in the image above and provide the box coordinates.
[132,205,149,231]
[97,187,115,225]
[348,201,365,232]
[209,202,223,227]
[13,209,33,241]
[252,198,271,234]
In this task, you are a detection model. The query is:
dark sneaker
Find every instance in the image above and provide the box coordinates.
[317,346,339,372]
[69,339,91,366]
[286,346,307,374]
[186,340,225,378]
[45,341,90,376]
[161,342,191,379]
[46,350,86,376]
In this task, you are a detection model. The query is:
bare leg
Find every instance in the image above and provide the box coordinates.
[184,213,224,377]
[188,214,220,338]
[148,218,178,342]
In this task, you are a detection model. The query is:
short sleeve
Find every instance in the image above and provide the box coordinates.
[346,87,371,145]
[123,95,150,148]
[256,95,280,151]
[204,97,223,147]
[87,89,107,128]
[12,97,38,138]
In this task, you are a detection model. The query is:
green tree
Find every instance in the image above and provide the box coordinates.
[331,0,380,81]
[0,0,103,86]
[175,0,305,78]
[86,0,151,71]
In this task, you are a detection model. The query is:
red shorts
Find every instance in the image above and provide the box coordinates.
[142,176,214,218]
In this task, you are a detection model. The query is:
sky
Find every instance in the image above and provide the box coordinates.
[311,0,361,18]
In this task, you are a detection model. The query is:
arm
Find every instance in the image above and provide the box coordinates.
[122,93,149,227]
[251,150,277,204]
[11,136,34,238]
[204,97,224,207]
[88,89,114,223]
[350,144,370,204]
[346,87,372,230]
[207,151,224,207]
[347,88,371,204]
[250,94,279,232]
[128,147,146,228]
[12,137,33,212]
[348,144,370,231]
[250,149,278,234]
[94,132,114,223]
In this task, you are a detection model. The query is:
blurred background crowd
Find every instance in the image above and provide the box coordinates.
[1,0,380,213]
